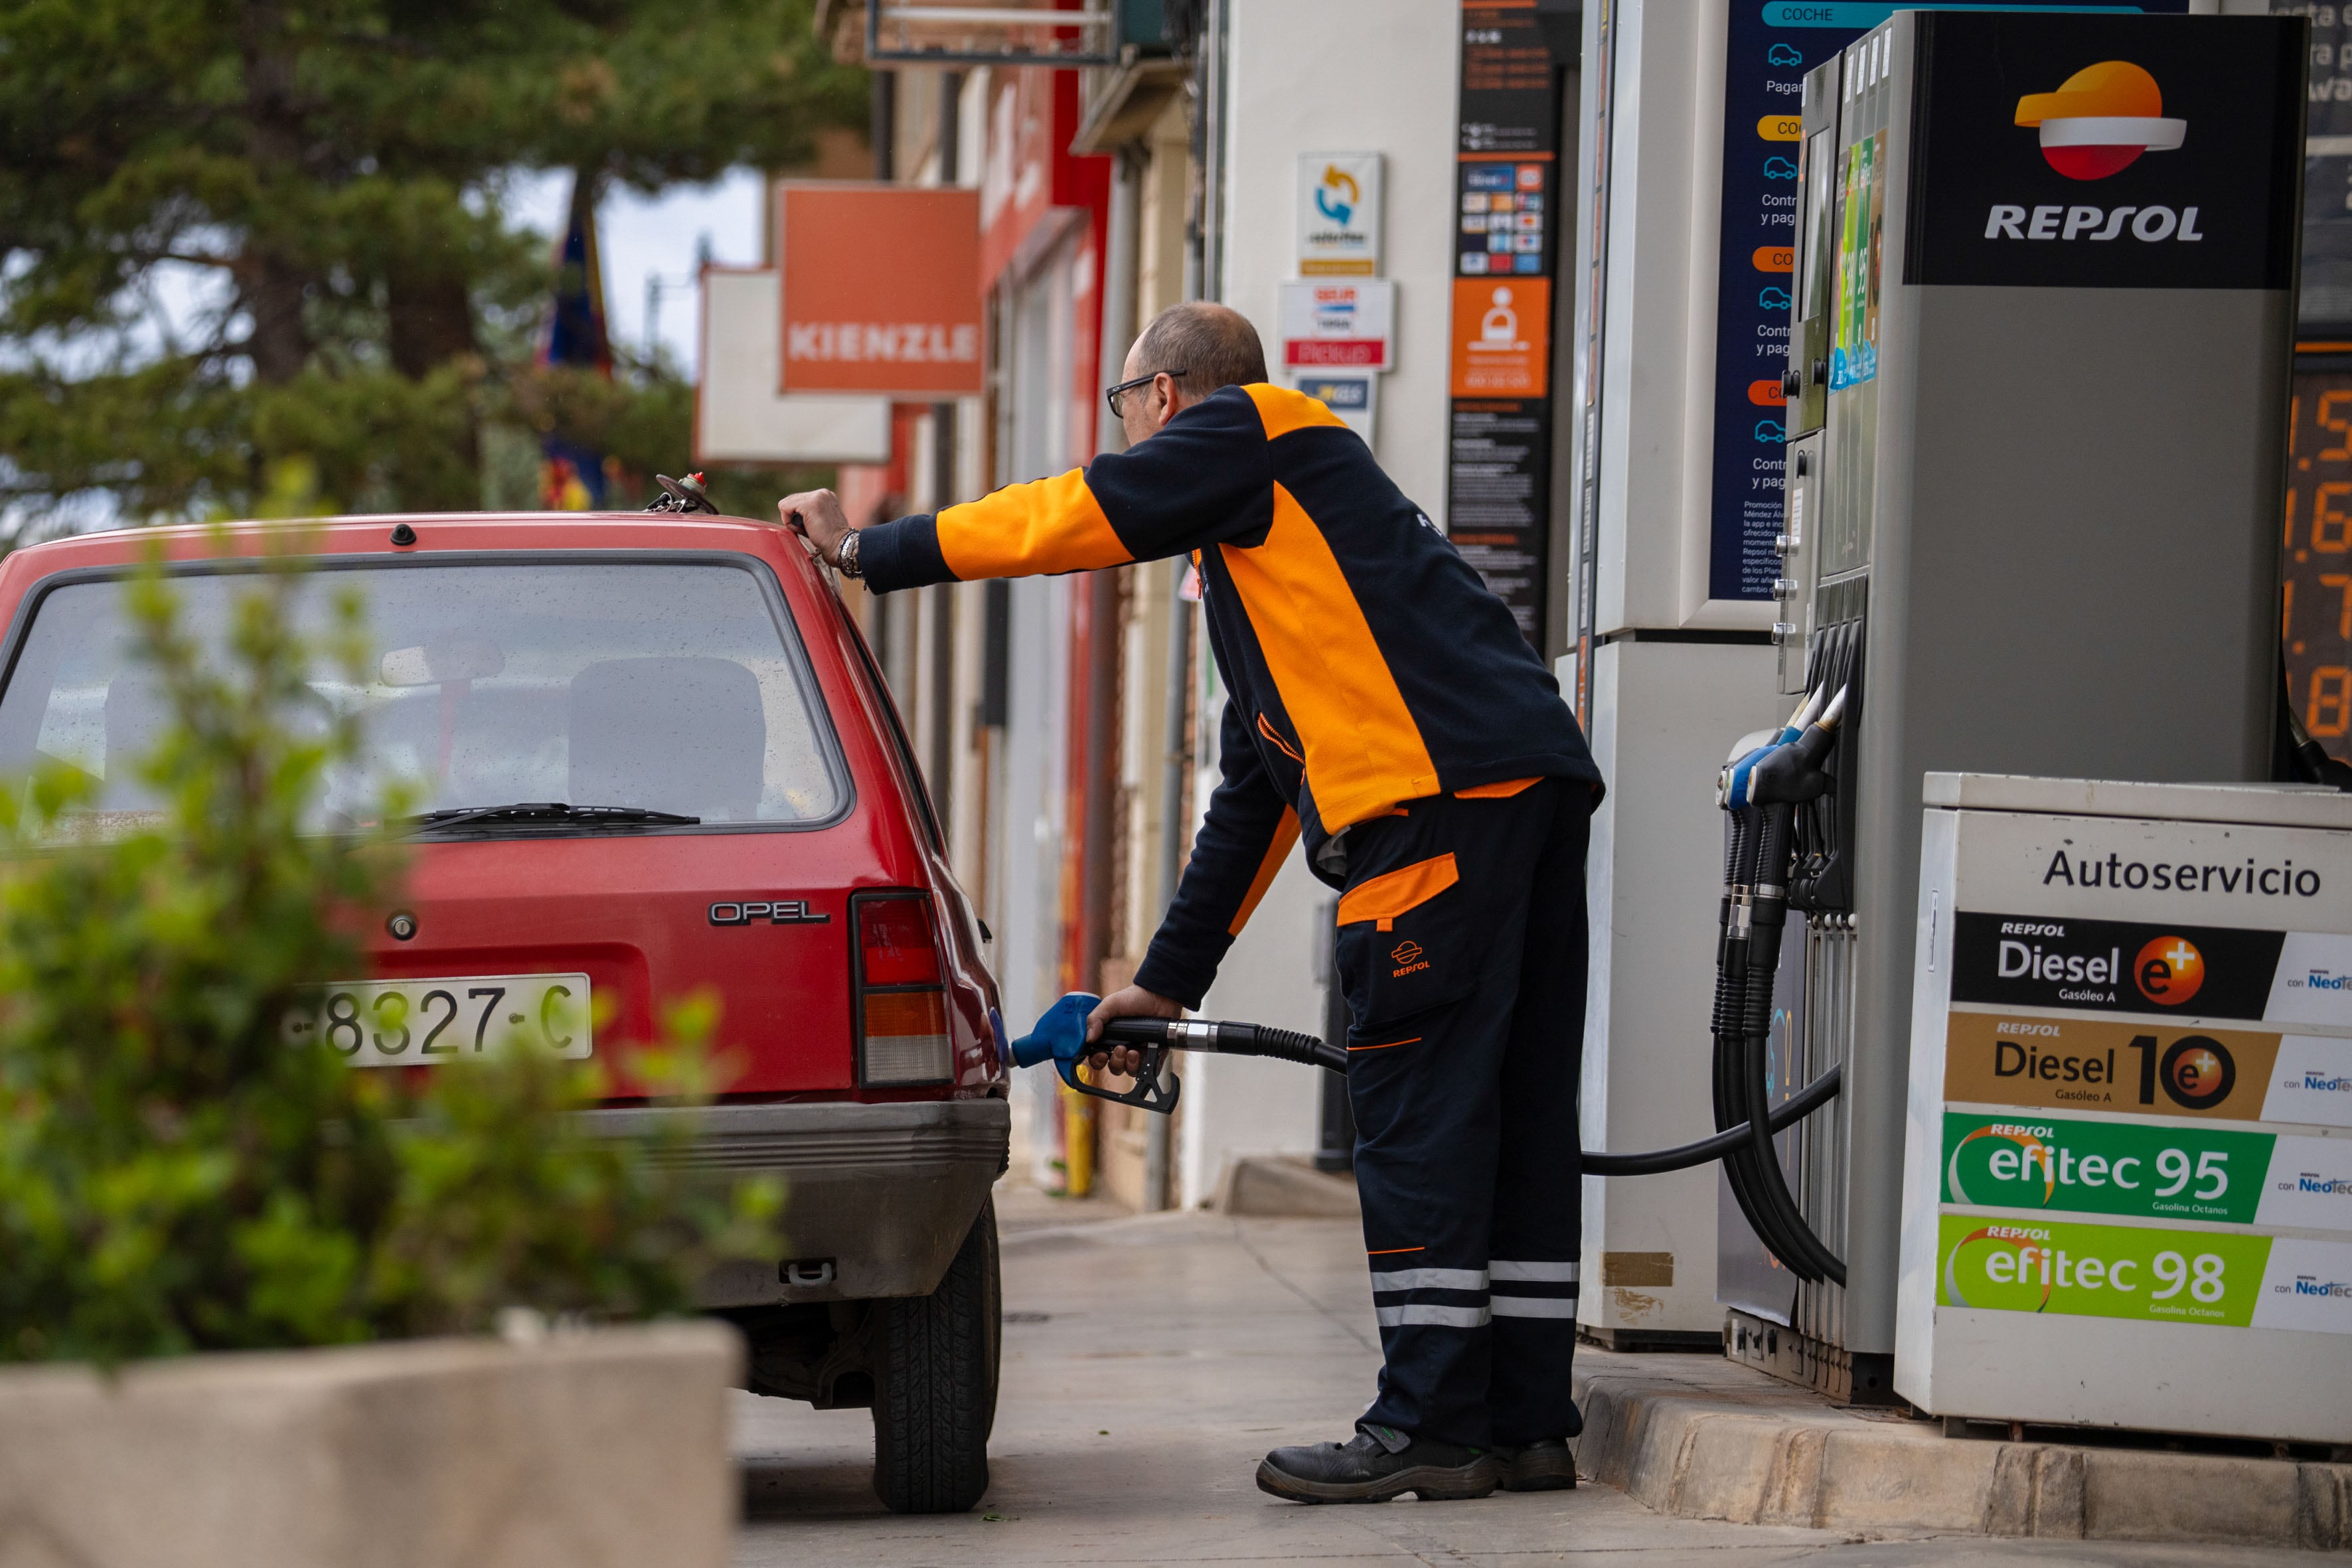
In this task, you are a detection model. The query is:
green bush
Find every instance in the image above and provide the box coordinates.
[0,550,776,1364]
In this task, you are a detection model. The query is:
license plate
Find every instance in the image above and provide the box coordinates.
[285,973,593,1067]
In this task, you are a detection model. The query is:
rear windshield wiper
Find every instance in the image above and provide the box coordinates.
[402,802,702,835]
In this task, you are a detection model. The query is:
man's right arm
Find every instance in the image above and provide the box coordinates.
[1131,698,1300,1010]
[853,387,1276,594]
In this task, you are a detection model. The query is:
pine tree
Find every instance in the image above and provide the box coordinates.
[0,0,863,533]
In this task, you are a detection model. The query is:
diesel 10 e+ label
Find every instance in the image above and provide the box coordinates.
[1942,1012,2352,1125]
[1940,1111,2352,1230]
[1936,1215,2352,1334]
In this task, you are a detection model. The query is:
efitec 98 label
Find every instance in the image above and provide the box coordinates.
[1934,1215,2352,1335]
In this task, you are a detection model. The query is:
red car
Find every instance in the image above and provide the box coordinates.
[0,511,1010,1514]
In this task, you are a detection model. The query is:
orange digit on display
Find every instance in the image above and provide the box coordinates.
[2321,390,2352,462]
[2316,481,2352,553]
[2311,666,2352,738]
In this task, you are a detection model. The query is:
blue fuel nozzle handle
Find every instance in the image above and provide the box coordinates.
[1008,992,1181,1114]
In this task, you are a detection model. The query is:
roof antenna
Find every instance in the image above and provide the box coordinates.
[647,473,720,514]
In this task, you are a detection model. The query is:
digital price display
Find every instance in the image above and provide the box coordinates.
[2282,367,2352,762]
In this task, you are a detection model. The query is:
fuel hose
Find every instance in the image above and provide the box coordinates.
[1090,1019,1843,1177]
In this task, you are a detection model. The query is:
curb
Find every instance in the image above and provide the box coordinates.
[1214,1155,1362,1218]
[1569,1349,2352,1551]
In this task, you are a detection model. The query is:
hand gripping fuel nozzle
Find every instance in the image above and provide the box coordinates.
[1008,992,1347,1116]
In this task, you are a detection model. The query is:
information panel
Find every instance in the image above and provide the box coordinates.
[1448,0,1565,646]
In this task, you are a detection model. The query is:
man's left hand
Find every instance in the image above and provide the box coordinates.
[1085,983,1180,1078]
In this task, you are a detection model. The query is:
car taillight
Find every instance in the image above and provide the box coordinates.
[855,892,951,1085]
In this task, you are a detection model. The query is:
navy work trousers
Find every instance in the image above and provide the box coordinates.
[1332,775,1589,1449]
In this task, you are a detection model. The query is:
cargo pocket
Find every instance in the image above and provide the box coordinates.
[1333,852,1476,1030]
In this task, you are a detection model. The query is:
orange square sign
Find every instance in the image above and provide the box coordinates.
[1449,277,1550,400]
[779,183,983,398]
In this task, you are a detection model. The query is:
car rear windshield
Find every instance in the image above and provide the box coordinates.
[0,559,844,830]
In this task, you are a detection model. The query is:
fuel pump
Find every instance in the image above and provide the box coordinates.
[1728,7,2303,1401]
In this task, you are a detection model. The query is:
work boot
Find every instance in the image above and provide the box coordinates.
[1255,1423,1501,1504]
[1493,1437,1578,1492]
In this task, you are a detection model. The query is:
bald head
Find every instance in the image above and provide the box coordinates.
[1127,302,1268,400]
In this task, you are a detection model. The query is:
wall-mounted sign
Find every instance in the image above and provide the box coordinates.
[1449,277,1549,398]
[777,183,984,399]
[1297,153,1384,277]
[1291,371,1379,444]
[1279,279,1395,370]
[696,268,891,464]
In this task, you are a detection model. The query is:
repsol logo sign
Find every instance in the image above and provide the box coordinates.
[1984,203,2203,243]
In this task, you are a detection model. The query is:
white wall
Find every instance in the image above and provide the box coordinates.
[1569,0,1792,1336]
[1220,0,1461,525]
[1579,638,1779,1334]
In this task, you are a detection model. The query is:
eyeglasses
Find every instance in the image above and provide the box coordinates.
[1105,368,1188,419]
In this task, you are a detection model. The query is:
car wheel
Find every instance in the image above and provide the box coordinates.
[871,1195,1000,1514]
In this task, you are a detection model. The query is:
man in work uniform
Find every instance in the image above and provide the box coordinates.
[781,301,1605,1504]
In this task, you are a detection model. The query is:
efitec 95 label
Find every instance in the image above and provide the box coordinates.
[1934,1215,2352,1335]
[1939,1111,2352,1231]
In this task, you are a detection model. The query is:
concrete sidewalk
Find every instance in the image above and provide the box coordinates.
[730,1194,2329,1563]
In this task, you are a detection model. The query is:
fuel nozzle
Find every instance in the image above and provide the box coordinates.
[1719,686,1829,811]
[1743,685,1844,809]
[1008,992,1180,1113]
[1008,994,1346,1115]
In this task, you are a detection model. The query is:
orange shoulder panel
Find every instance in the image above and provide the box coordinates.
[935,468,1132,580]
[1216,483,1439,830]
[1244,382,1350,440]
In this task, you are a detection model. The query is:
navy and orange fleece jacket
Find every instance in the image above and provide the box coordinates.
[856,382,1602,1008]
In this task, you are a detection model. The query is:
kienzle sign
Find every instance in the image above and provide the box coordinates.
[1905,13,2300,289]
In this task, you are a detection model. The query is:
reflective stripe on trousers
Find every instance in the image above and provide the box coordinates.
[1369,1260,1578,1328]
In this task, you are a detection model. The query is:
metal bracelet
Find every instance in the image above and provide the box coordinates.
[837,528,864,580]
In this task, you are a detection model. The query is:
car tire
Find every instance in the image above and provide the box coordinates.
[870,1195,1000,1514]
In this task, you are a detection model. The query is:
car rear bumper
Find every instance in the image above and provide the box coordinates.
[574,1097,1009,1306]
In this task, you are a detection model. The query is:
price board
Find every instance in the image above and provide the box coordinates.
[1899,783,2352,1441]
[2283,367,2352,762]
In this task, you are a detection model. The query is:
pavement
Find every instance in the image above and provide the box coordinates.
[728,1180,2331,1565]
